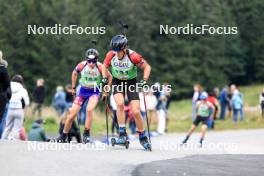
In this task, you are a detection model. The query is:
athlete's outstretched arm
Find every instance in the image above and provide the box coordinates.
[138,61,151,81]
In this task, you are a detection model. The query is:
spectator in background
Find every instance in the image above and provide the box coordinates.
[145,91,158,128]
[156,88,167,134]
[28,119,48,142]
[163,83,172,132]
[213,87,220,98]
[139,91,146,119]
[231,89,244,125]
[52,86,67,117]
[260,88,264,118]
[230,84,237,94]
[207,89,219,129]
[19,127,27,141]
[153,82,161,109]
[0,50,11,137]
[219,86,229,120]
[65,84,73,109]
[1,75,30,140]
[164,83,172,110]
[192,84,202,122]
[32,78,45,119]
[229,84,238,118]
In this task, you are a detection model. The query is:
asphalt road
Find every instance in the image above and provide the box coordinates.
[0,129,264,176]
[132,155,264,176]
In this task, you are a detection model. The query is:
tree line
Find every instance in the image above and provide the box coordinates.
[0,0,263,101]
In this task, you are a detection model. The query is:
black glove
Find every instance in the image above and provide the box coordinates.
[72,87,76,98]
[102,77,108,86]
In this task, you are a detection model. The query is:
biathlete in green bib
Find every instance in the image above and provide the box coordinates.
[57,48,112,143]
[101,35,152,150]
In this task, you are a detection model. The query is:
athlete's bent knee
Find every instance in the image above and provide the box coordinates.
[87,108,93,114]
[117,103,125,111]
[132,108,141,117]
[68,109,77,120]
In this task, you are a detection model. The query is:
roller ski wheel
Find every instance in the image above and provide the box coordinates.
[55,134,68,143]
[83,136,90,144]
[125,140,129,149]
[140,136,152,151]
[111,138,116,147]
[143,143,152,151]
[111,136,130,149]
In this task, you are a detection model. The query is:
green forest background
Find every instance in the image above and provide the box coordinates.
[0,0,264,101]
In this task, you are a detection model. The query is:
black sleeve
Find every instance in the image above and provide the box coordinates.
[6,87,12,100]
[0,67,11,100]
[21,98,25,109]
[40,87,45,101]
[0,66,10,92]
[32,87,36,97]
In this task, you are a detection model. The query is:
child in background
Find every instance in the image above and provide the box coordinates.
[28,119,48,142]
[231,89,244,125]
[52,86,67,118]
[1,75,30,140]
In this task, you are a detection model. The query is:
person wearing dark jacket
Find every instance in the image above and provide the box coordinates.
[32,78,45,119]
[28,119,48,142]
[0,50,11,137]
[65,84,73,109]
[219,86,229,120]
[59,117,81,143]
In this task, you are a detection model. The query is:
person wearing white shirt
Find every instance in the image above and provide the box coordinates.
[145,91,158,127]
[1,75,30,140]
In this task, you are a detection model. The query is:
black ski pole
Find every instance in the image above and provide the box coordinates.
[104,96,109,145]
[142,92,152,145]
[119,21,128,36]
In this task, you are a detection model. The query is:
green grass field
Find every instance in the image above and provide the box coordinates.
[24,84,264,135]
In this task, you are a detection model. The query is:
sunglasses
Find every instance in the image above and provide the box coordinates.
[87,59,97,64]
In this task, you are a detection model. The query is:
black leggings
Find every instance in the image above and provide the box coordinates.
[0,95,7,121]
[112,78,139,102]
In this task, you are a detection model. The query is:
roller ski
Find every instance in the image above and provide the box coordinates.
[111,127,130,149]
[54,133,68,143]
[83,135,90,144]
[180,135,189,146]
[83,129,90,144]
[139,133,152,151]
